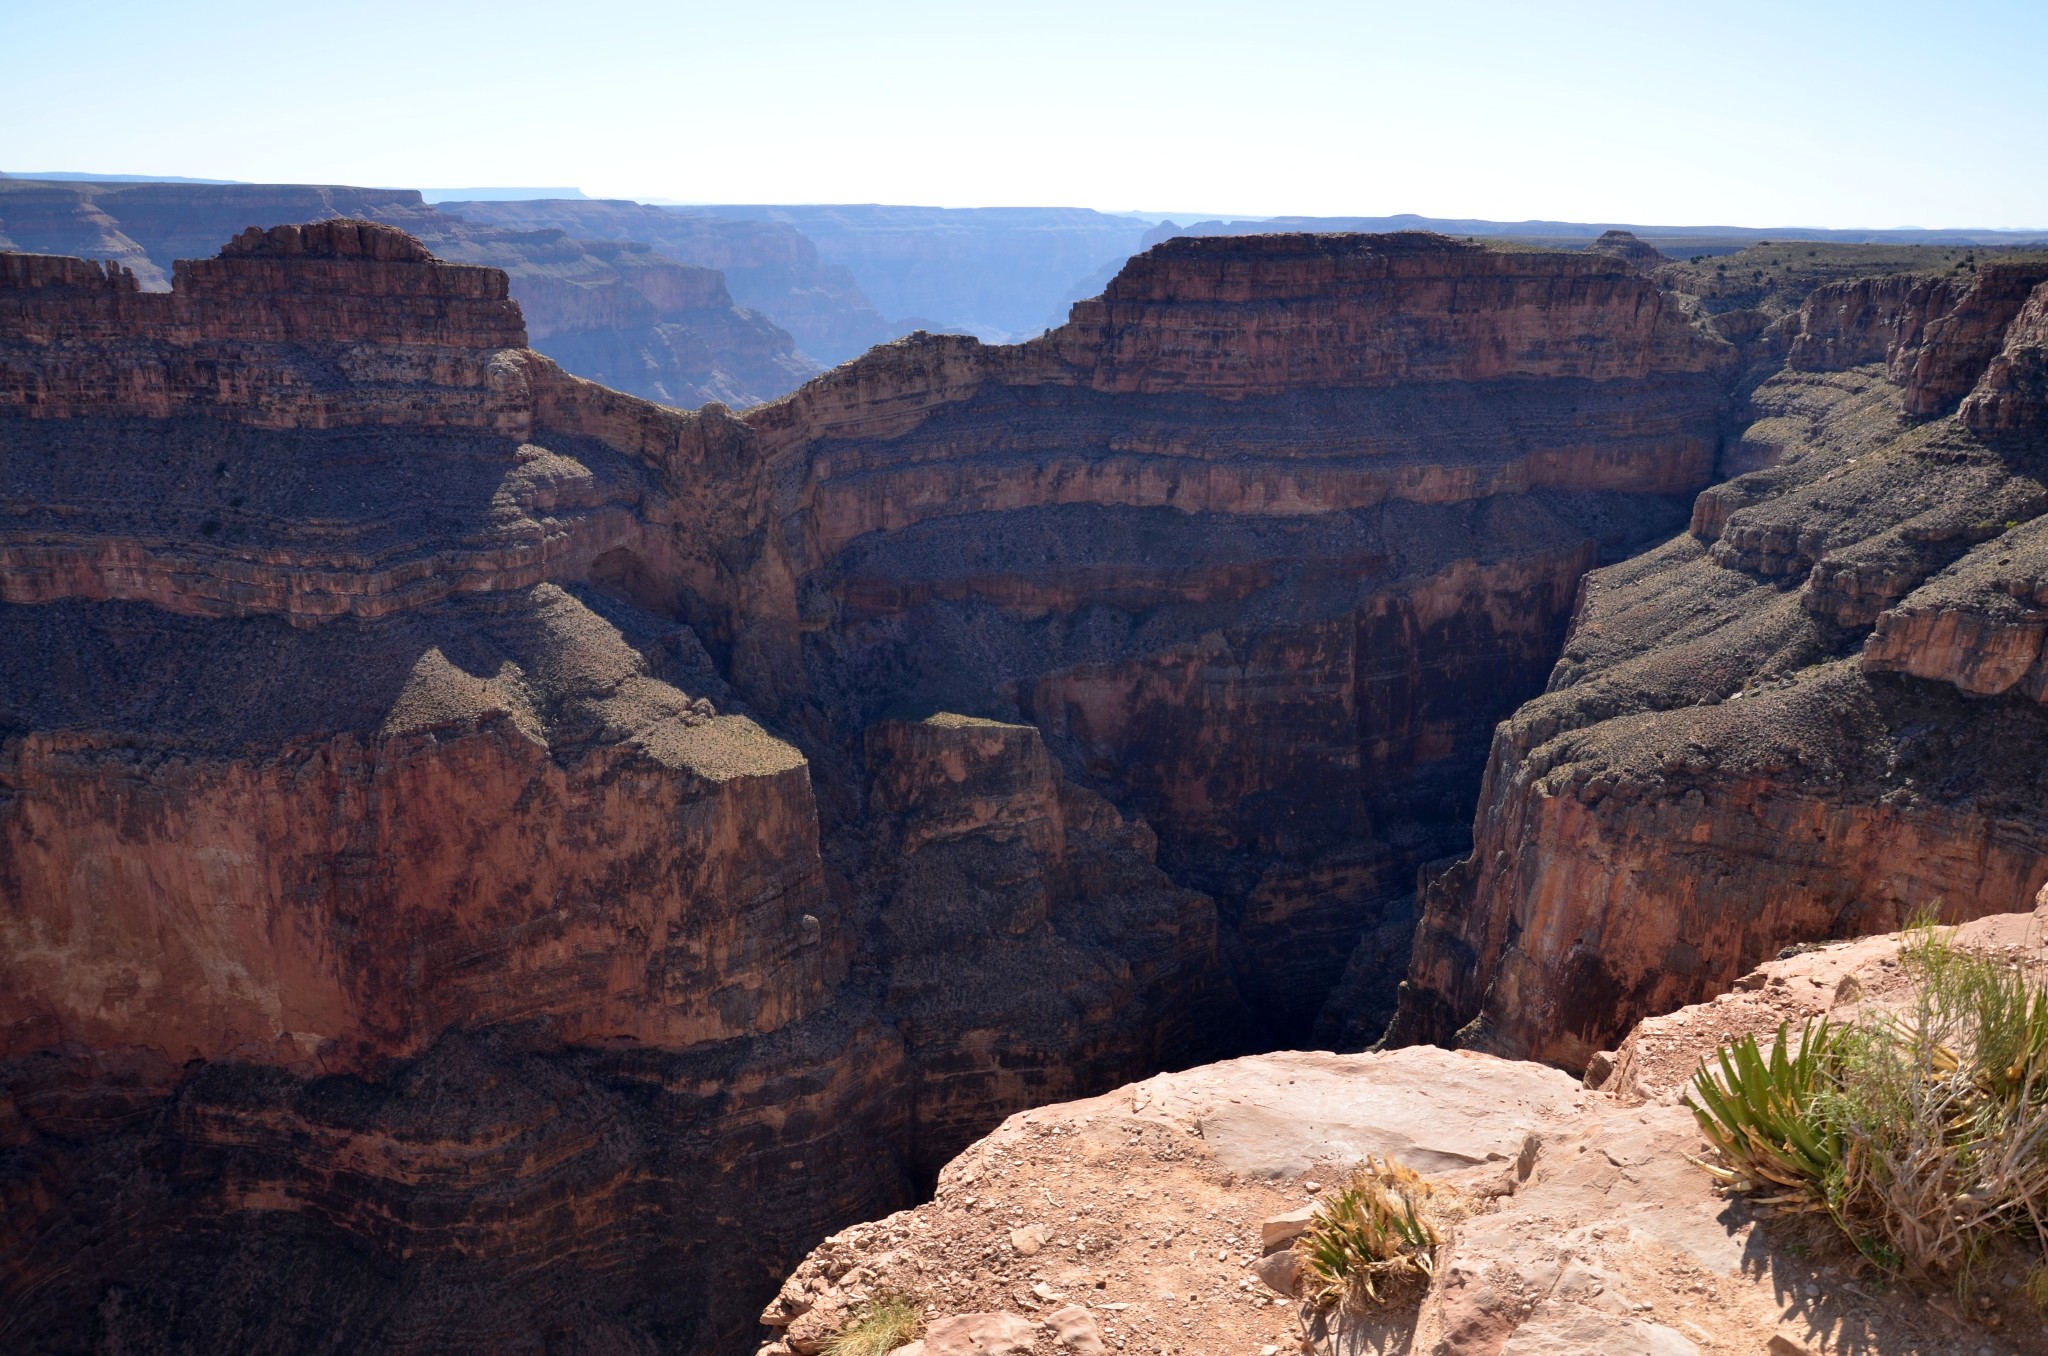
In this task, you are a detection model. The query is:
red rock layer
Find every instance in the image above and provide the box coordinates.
[1395,268,2048,1069]
[1049,232,1713,392]
[734,231,1727,1039]
[0,224,1258,1353]
[1891,261,2048,416]
[1961,279,2048,434]
[0,222,529,429]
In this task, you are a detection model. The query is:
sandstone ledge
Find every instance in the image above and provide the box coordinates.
[762,913,2048,1356]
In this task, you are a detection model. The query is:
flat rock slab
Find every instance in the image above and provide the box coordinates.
[759,1042,1999,1356]
[916,1312,1036,1356]
[1144,1046,1587,1177]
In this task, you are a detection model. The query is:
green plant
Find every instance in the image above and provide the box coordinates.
[1687,1018,1844,1213]
[1689,924,2048,1294]
[1294,1157,1442,1309]
[824,1293,924,1356]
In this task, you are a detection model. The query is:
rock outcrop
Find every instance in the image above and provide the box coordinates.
[0,178,825,408]
[1394,246,2048,1070]
[737,231,1729,1042]
[760,911,2048,1355]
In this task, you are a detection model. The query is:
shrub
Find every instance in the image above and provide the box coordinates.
[1688,924,2048,1294]
[1293,1156,1442,1310]
[824,1293,924,1356]
[1687,1017,1844,1213]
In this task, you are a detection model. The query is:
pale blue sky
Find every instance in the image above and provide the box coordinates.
[4,0,2044,228]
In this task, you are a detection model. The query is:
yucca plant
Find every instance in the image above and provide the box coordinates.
[1690,925,2048,1296]
[1687,1018,1844,1212]
[1294,1156,1442,1310]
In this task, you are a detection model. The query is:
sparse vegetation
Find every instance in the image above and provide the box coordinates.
[1294,1156,1442,1309]
[824,1292,924,1356]
[1689,924,2048,1296]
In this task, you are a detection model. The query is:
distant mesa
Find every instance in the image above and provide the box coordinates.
[419,186,590,202]
[1587,228,1672,269]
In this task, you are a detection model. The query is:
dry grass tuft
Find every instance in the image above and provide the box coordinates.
[823,1292,924,1356]
[1294,1156,1442,1310]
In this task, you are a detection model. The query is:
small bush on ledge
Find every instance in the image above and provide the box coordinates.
[1689,923,2048,1295]
[823,1292,924,1356]
[1295,1156,1443,1310]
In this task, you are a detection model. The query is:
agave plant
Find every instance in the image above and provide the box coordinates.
[1691,930,2048,1294]
[1686,1018,1843,1212]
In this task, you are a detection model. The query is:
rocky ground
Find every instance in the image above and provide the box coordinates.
[760,902,2048,1356]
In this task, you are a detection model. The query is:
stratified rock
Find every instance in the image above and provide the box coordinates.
[856,713,1244,1174]
[1962,279,2048,435]
[742,231,1730,1040]
[1393,253,2048,1068]
[1891,261,2048,416]
[0,222,1872,1354]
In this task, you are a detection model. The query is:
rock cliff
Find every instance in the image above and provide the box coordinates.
[0,179,825,408]
[737,231,1728,1043]
[0,221,1234,1353]
[1394,250,2048,1070]
[0,223,1738,1352]
[758,906,2048,1356]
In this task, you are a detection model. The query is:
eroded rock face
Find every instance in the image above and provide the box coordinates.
[1394,254,2048,1070]
[0,224,1246,1353]
[0,222,1841,1353]
[739,232,1729,1040]
[853,714,1246,1176]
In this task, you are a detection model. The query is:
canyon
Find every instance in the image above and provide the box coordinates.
[0,178,871,405]
[5,206,2048,1356]
[1393,248,2048,1070]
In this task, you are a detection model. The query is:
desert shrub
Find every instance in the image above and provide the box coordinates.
[823,1292,924,1356]
[1689,924,2048,1293]
[1687,1017,1845,1213]
[1294,1156,1442,1310]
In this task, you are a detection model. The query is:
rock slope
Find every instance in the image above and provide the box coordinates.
[1394,251,2048,1069]
[762,906,2048,1356]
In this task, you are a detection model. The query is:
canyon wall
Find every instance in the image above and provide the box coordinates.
[0,222,1232,1353]
[0,223,1735,1351]
[0,179,825,408]
[735,231,1729,1043]
[1394,261,2048,1070]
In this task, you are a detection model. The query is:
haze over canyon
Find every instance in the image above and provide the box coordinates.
[3,164,2048,1356]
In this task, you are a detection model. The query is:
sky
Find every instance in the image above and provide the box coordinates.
[3,0,2045,229]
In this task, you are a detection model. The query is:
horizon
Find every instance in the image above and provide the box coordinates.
[4,0,2045,231]
[5,174,2043,238]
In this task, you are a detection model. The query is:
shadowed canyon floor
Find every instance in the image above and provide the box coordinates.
[6,217,2048,1354]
